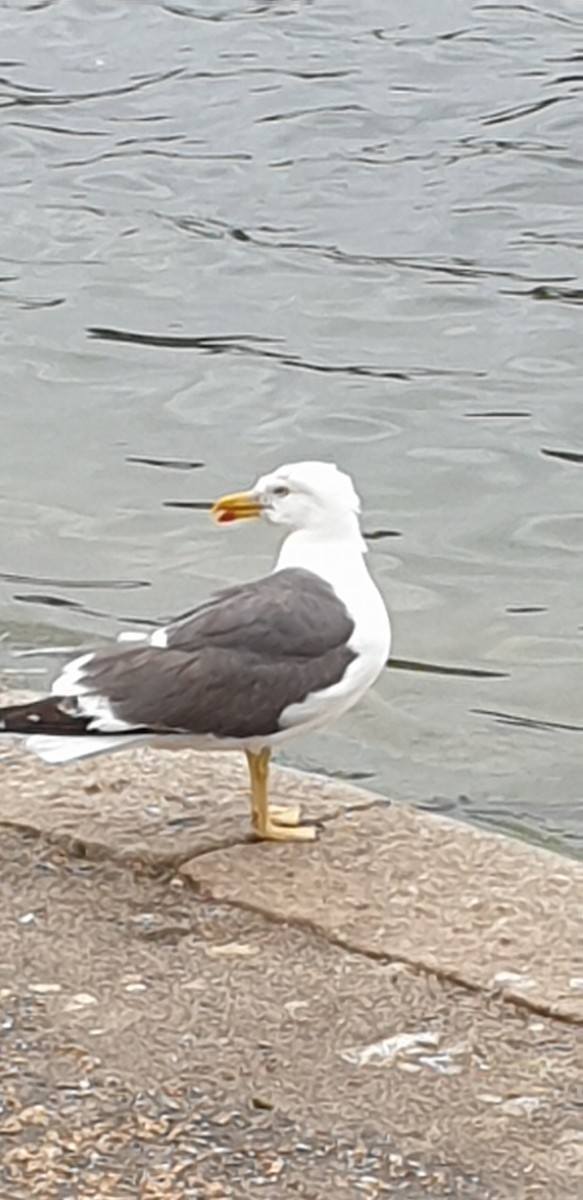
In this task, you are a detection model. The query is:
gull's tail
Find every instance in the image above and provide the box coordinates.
[0,695,92,737]
[0,697,143,764]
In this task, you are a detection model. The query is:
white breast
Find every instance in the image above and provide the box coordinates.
[273,531,391,738]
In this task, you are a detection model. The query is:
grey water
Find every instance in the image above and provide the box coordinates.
[0,0,582,856]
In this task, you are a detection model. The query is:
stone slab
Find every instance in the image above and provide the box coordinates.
[0,829,581,1199]
[0,739,371,866]
[182,801,583,1022]
[1,730,581,1025]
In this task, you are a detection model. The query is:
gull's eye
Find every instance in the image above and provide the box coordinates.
[272,485,290,498]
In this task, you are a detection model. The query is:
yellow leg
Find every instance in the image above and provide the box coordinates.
[245,749,316,842]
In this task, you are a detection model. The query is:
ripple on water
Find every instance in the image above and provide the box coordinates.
[506,355,575,377]
[514,514,583,554]
[1,0,583,852]
[306,412,400,446]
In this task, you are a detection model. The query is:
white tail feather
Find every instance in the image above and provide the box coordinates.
[52,652,95,696]
[26,734,145,765]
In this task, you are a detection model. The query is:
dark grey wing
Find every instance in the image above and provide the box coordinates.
[166,568,354,658]
[80,569,356,740]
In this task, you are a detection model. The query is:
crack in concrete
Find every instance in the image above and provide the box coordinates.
[0,796,384,871]
[162,797,388,865]
[1,804,580,1029]
[180,874,583,1028]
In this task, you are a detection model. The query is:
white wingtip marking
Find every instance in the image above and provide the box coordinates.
[51,650,141,735]
[149,627,168,648]
[52,652,95,697]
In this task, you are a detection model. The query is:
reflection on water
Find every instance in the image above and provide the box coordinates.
[474,707,583,735]
[0,572,150,591]
[0,0,582,856]
[391,659,507,680]
[126,455,205,470]
[89,324,415,381]
[541,447,583,465]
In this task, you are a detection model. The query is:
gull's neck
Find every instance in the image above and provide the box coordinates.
[274,512,390,663]
[274,513,369,592]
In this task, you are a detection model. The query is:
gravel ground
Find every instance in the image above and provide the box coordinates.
[1,1070,488,1199]
[0,827,581,1199]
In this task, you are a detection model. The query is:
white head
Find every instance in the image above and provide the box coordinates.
[212,460,363,540]
[255,461,361,529]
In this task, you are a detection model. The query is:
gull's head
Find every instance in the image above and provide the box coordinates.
[212,461,361,533]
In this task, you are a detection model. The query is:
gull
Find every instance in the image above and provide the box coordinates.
[0,462,390,842]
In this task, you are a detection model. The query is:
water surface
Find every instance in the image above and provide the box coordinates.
[1,0,582,855]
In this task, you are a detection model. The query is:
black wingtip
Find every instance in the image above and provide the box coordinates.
[0,697,91,737]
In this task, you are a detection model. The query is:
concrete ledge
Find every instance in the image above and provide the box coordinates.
[0,737,581,1022]
[183,799,583,1023]
[0,742,371,863]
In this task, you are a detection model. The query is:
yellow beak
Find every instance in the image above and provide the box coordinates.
[211,491,263,524]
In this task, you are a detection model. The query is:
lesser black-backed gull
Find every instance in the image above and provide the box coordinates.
[0,462,391,841]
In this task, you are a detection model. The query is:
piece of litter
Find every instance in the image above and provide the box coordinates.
[19,912,36,925]
[490,971,535,990]
[341,1030,440,1067]
[28,983,62,994]
[284,1000,310,1016]
[0,1116,23,1134]
[64,993,98,1011]
[124,983,147,993]
[501,1095,543,1117]
[14,1105,49,1127]
[418,1053,464,1076]
[205,942,259,959]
